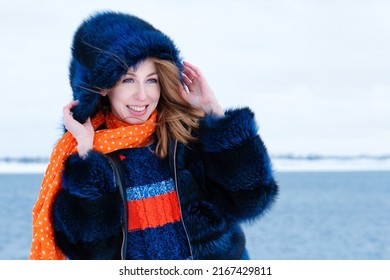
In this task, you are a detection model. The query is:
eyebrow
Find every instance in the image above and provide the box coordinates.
[125,72,158,77]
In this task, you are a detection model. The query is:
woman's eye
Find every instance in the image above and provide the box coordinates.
[123,78,134,83]
[147,78,158,84]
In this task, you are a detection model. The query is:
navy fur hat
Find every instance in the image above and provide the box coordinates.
[69,11,182,123]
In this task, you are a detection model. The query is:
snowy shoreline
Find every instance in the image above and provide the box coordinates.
[273,158,390,172]
[1,159,390,174]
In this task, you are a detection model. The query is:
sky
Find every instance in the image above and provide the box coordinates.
[1,0,389,158]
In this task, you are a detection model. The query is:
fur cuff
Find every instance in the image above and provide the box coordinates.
[53,190,122,244]
[199,107,259,153]
[62,151,115,199]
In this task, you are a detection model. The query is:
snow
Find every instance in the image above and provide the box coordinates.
[1,158,390,174]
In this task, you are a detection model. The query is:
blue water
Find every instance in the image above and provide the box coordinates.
[245,171,390,259]
[0,171,389,260]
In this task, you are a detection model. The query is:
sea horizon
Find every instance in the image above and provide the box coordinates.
[1,155,390,174]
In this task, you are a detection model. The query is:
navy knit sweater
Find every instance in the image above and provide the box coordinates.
[118,146,191,259]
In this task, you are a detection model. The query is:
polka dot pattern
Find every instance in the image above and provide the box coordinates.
[29,110,157,260]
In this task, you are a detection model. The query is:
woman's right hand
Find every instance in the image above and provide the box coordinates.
[63,100,94,157]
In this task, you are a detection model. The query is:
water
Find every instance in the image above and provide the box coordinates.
[245,171,390,259]
[0,173,42,260]
[0,171,389,260]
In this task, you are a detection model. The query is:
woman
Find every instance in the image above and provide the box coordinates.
[30,11,278,260]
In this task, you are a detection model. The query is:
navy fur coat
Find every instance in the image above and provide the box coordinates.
[52,108,278,259]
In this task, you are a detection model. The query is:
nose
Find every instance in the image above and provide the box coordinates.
[134,84,147,101]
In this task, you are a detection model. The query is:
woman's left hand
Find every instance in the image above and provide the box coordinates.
[180,61,224,116]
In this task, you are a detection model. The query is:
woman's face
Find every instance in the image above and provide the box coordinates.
[107,58,160,124]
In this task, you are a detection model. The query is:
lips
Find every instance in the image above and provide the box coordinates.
[126,105,147,112]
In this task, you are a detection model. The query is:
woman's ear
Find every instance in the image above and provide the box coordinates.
[99,90,109,97]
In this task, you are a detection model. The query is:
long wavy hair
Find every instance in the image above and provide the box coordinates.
[151,58,205,158]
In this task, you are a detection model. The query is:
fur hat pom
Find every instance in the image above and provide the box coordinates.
[69,11,182,123]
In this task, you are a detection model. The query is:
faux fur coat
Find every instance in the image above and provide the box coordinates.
[52,107,278,259]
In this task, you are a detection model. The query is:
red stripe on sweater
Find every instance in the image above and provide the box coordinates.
[127,191,181,231]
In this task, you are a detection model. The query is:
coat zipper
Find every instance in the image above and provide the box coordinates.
[118,176,127,260]
[173,140,194,259]
[106,154,128,260]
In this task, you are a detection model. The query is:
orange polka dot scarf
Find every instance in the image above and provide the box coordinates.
[29,110,157,260]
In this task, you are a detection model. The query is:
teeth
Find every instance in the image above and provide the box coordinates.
[127,105,146,112]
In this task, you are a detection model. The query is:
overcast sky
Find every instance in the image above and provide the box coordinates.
[1,0,389,158]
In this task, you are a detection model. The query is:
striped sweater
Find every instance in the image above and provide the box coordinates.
[118,146,191,260]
